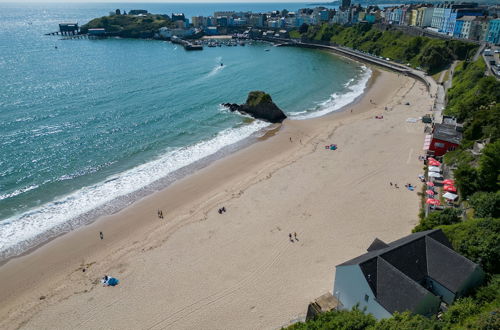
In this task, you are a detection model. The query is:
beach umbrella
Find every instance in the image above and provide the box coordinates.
[443,179,455,185]
[426,198,441,205]
[428,166,441,172]
[444,185,457,192]
[428,172,442,178]
[426,181,435,187]
[443,192,458,200]
[426,190,435,195]
[428,158,441,166]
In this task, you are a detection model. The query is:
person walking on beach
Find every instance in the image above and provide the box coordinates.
[289,233,293,242]
[100,231,104,240]
[390,182,393,187]
[294,232,298,241]
[289,137,292,143]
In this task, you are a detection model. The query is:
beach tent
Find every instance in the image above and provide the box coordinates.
[443,192,458,200]
[426,198,441,205]
[443,179,455,185]
[426,181,435,187]
[428,166,441,172]
[428,172,442,178]
[426,190,435,195]
[444,185,457,193]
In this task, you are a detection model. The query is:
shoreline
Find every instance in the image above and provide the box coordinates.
[0,48,371,264]
[0,65,434,329]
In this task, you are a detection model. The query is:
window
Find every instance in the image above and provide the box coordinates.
[434,142,445,148]
[364,294,369,302]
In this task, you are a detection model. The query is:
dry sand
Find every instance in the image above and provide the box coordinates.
[0,68,433,330]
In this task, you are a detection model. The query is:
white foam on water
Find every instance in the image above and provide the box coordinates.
[290,66,372,120]
[0,120,270,259]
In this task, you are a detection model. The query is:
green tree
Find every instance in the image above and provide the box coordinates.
[413,208,462,232]
[288,308,376,330]
[440,297,481,326]
[454,163,479,198]
[371,312,440,330]
[469,191,500,218]
[478,141,500,193]
[441,218,500,274]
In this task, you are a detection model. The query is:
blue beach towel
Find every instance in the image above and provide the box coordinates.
[107,277,119,286]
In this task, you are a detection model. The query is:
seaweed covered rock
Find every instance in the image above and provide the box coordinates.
[223,91,287,123]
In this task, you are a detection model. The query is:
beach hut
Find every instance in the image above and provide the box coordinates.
[428,172,442,178]
[428,166,441,173]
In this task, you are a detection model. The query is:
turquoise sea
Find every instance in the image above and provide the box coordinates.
[0,2,370,259]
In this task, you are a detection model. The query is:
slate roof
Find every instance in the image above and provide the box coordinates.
[337,229,481,314]
[367,238,389,252]
[432,123,462,145]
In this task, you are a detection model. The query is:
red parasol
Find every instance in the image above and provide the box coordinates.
[428,160,441,166]
[443,179,455,185]
[426,190,435,195]
[444,185,457,193]
[426,198,441,205]
[426,181,435,187]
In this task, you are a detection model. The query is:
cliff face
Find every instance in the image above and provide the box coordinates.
[223,91,287,124]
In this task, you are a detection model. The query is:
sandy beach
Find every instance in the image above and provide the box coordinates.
[0,66,433,329]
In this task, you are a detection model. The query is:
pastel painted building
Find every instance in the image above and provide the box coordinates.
[333,229,484,320]
[431,6,446,30]
[486,19,500,45]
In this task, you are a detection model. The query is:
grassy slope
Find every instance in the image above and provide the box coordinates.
[296,23,477,74]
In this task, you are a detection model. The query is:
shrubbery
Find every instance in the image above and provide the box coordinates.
[413,208,461,232]
[292,23,477,74]
[81,14,174,38]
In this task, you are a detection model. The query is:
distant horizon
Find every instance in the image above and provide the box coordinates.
[0,0,315,3]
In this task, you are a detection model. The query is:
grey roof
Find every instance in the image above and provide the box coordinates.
[426,237,478,292]
[433,124,462,145]
[375,258,431,314]
[337,229,481,314]
[367,238,389,252]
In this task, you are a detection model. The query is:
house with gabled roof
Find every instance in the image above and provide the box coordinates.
[333,229,484,319]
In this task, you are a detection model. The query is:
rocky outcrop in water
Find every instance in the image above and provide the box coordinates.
[222,91,287,124]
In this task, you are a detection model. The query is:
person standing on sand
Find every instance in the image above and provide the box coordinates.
[289,137,292,143]
[289,233,293,242]
[294,232,298,240]
[100,231,103,240]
